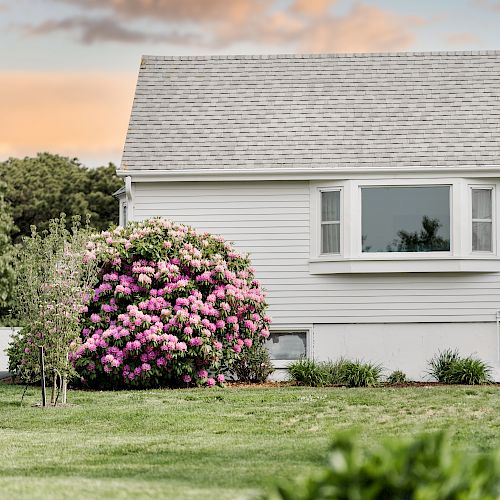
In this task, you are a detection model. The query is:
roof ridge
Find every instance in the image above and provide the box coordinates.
[141,50,500,62]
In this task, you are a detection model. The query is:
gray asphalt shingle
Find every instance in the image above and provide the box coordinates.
[121,51,500,171]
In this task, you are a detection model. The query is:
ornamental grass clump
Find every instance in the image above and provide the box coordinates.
[73,218,271,388]
[428,349,492,385]
[288,358,382,387]
[386,370,408,384]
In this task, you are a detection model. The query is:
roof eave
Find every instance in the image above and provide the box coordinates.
[116,164,500,182]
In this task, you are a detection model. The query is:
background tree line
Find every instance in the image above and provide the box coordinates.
[0,153,123,320]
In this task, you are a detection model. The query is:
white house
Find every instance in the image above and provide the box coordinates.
[116,51,500,380]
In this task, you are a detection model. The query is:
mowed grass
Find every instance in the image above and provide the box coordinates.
[0,384,499,499]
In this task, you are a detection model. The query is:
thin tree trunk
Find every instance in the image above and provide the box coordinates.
[50,373,57,405]
[39,346,46,407]
[61,376,67,404]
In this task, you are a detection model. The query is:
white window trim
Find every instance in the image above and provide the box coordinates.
[319,188,342,256]
[470,185,495,255]
[309,177,500,274]
[268,324,313,369]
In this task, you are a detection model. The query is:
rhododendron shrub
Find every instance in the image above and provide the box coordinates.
[73,218,271,388]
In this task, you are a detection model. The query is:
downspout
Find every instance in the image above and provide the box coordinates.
[125,176,134,222]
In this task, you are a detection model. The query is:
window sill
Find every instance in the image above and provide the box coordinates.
[309,257,500,274]
[271,359,298,369]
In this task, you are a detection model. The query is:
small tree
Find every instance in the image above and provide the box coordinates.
[12,215,98,404]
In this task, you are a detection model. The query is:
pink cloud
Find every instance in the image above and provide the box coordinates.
[297,4,424,53]
[474,0,500,11]
[446,32,481,45]
[38,0,423,53]
[59,0,269,23]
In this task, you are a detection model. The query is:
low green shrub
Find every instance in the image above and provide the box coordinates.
[322,358,350,385]
[288,358,382,387]
[447,357,492,385]
[428,349,492,385]
[341,360,382,387]
[230,341,274,383]
[428,349,461,383]
[386,370,407,384]
[288,358,328,387]
[265,432,500,500]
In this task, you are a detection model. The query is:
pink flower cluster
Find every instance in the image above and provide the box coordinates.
[74,218,271,388]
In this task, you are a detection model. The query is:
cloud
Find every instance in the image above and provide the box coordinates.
[23,16,200,45]
[58,0,269,24]
[26,0,423,53]
[297,4,423,53]
[291,0,335,17]
[446,32,481,45]
[0,71,136,165]
[474,0,500,11]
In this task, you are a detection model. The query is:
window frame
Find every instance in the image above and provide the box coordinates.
[470,185,495,254]
[319,188,342,256]
[359,183,453,257]
[267,325,313,369]
[309,177,500,274]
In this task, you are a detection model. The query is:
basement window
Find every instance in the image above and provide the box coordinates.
[265,331,307,366]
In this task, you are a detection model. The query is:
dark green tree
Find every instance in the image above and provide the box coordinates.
[393,216,450,252]
[0,153,123,242]
[0,181,15,315]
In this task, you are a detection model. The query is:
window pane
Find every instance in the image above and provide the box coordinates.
[472,222,492,252]
[321,191,340,222]
[362,186,450,252]
[322,224,340,254]
[472,189,492,219]
[266,332,306,360]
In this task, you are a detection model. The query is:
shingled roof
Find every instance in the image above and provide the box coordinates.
[121,51,500,172]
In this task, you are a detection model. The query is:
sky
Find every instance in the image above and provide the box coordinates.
[1,0,500,167]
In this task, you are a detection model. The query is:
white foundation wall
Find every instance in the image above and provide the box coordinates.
[313,322,500,381]
[132,180,500,325]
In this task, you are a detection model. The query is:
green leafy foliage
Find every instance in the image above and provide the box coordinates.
[9,215,99,386]
[266,432,500,500]
[288,358,382,387]
[0,153,122,242]
[230,341,275,383]
[341,360,382,387]
[288,358,329,387]
[447,357,493,385]
[386,370,408,384]
[0,181,16,314]
[428,349,492,385]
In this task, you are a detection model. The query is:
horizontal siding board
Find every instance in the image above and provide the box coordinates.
[133,180,500,324]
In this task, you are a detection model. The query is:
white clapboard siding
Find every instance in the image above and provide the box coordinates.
[132,181,500,324]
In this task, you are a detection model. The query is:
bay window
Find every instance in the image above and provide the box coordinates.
[310,179,499,273]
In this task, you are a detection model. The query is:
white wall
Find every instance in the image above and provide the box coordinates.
[132,180,500,326]
[0,327,18,373]
[313,322,500,381]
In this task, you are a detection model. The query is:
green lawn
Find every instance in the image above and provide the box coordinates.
[0,384,499,499]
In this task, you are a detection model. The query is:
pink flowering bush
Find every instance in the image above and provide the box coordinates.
[72,218,271,388]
